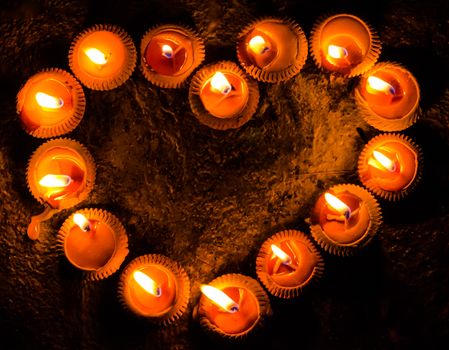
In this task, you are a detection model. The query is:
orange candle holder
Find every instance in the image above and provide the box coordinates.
[310,184,382,256]
[355,62,420,131]
[358,133,422,201]
[69,24,137,90]
[256,230,324,299]
[16,68,85,138]
[140,24,205,88]
[189,61,259,130]
[26,138,95,240]
[236,18,308,83]
[58,208,128,280]
[118,254,190,324]
[194,274,271,339]
[310,14,381,77]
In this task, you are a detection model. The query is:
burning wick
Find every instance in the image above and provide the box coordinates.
[73,213,91,232]
[248,35,269,55]
[210,72,232,95]
[200,285,239,313]
[327,44,348,60]
[35,92,64,110]
[324,192,352,220]
[84,48,109,66]
[367,76,396,95]
[161,44,174,59]
[38,174,72,188]
[369,150,397,172]
[133,270,162,297]
[270,244,292,266]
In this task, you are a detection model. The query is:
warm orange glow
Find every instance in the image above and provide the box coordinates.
[367,76,396,95]
[368,150,397,172]
[73,213,91,232]
[35,92,64,110]
[200,284,239,313]
[84,48,109,65]
[324,192,351,219]
[38,174,72,187]
[210,72,232,95]
[248,35,268,55]
[327,44,348,59]
[161,44,174,59]
[270,244,291,265]
[133,270,161,297]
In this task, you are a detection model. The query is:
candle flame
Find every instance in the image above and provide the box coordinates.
[73,213,91,232]
[270,244,292,265]
[35,92,64,110]
[369,150,397,172]
[367,76,396,95]
[161,44,174,59]
[324,192,351,219]
[84,48,108,65]
[38,174,72,188]
[210,72,232,95]
[248,35,269,55]
[327,45,348,59]
[133,271,161,297]
[200,284,239,313]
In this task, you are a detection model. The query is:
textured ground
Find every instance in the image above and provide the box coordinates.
[0,0,448,349]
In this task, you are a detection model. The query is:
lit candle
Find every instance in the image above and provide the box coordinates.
[27,139,95,240]
[140,24,205,88]
[358,133,422,200]
[310,184,382,255]
[118,254,190,323]
[256,230,324,298]
[189,61,259,130]
[194,274,271,338]
[16,69,85,138]
[355,62,420,131]
[69,24,136,90]
[236,18,308,82]
[310,14,381,76]
[58,209,128,280]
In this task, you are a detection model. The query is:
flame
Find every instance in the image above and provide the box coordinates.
[248,35,268,54]
[327,45,348,59]
[324,192,351,219]
[38,174,72,188]
[133,271,161,297]
[84,48,108,65]
[73,213,91,232]
[161,44,174,59]
[35,92,64,110]
[200,285,239,313]
[270,244,291,264]
[367,76,396,95]
[210,72,232,95]
[369,150,397,172]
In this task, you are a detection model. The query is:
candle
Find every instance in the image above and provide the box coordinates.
[310,14,381,76]
[140,24,205,88]
[194,274,271,338]
[27,138,95,240]
[256,230,324,298]
[58,208,128,280]
[189,61,259,130]
[236,18,308,82]
[358,133,422,200]
[69,24,136,90]
[16,68,85,138]
[310,184,382,255]
[118,254,190,323]
[355,62,420,131]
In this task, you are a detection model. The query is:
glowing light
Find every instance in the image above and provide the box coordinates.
[84,48,108,65]
[161,44,174,59]
[200,284,239,313]
[210,72,232,95]
[35,92,64,110]
[133,271,161,297]
[248,35,269,55]
[73,213,91,232]
[369,150,397,172]
[324,192,351,219]
[270,244,292,265]
[327,45,348,59]
[367,76,396,95]
[38,174,72,188]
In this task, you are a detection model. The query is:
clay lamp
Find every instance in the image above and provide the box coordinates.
[26,138,95,240]
[194,274,271,339]
[310,184,382,256]
[140,24,205,88]
[69,24,136,90]
[16,68,85,138]
[118,254,190,324]
[358,133,422,201]
[256,230,324,298]
[355,62,420,131]
[189,61,259,130]
[236,18,308,82]
[58,209,128,280]
[310,14,381,77]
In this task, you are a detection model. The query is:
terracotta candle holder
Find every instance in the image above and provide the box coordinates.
[58,208,128,280]
[256,230,324,299]
[236,18,308,83]
[118,254,190,324]
[355,62,420,131]
[310,14,381,77]
[310,184,382,256]
[358,133,422,201]
[69,24,136,90]
[26,138,95,240]
[16,68,85,138]
[140,24,205,88]
[195,274,271,339]
[189,61,259,130]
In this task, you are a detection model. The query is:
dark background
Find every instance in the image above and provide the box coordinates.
[0,0,448,349]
